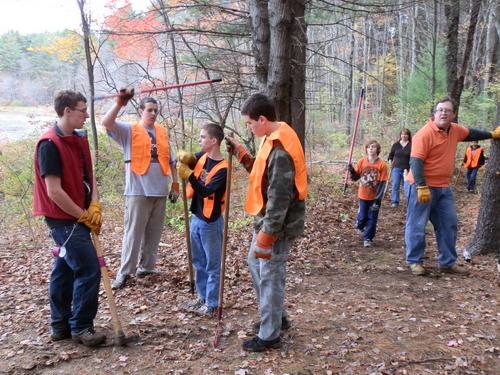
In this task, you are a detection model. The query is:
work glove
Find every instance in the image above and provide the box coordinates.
[225,135,247,161]
[169,182,180,203]
[177,162,193,180]
[87,200,102,226]
[78,209,101,235]
[176,150,197,168]
[416,185,431,203]
[491,126,500,139]
[348,163,360,181]
[116,88,134,107]
[252,231,277,260]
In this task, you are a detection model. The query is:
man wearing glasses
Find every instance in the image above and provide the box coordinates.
[33,90,105,346]
[404,97,500,276]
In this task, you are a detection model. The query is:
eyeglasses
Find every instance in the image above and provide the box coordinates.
[73,107,88,114]
[435,108,453,114]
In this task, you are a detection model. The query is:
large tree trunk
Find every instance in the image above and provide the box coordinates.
[465,140,500,256]
[248,0,306,147]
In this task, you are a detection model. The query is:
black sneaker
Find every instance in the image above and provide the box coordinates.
[252,316,291,333]
[72,328,106,347]
[51,329,71,341]
[242,336,282,352]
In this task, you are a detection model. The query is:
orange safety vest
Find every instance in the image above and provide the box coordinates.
[186,153,228,219]
[245,122,308,216]
[464,146,483,169]
[130,123,171,176]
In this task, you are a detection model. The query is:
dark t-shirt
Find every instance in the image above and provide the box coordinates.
[388,141,411,170]
[188,152,227,222]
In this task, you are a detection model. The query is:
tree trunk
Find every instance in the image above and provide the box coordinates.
[248,0,270,89]
[77,0,98,160]
[444,1,459,98]
[465,140,500,255]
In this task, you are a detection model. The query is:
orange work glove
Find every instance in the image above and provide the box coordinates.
[116,88,134,107]
[416,185,431,203]
[253,231,277,260]
[225,136,247,161]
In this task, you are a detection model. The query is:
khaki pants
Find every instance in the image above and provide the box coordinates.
[116,196,166,278]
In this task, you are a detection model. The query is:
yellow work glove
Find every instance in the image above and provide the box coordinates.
[78,209,101,235]
[176,151,197,168]
[416,186,431,203]
[491,126,500,139]
[177,162,193,180]
[87,200,102,226]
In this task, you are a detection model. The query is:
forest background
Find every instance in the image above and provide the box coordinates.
[0,1,499,373]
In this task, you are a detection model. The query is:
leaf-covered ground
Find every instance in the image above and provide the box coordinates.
[1,172,498,375]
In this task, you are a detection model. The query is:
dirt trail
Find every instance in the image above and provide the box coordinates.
[0,179,498,375]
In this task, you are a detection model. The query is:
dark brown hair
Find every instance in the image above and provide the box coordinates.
[54,90,86,117]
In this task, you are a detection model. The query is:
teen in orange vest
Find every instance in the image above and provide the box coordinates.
[176,123,227,317]
[226,93,307,353]
[462,140,485,192]
[102,90,179,289]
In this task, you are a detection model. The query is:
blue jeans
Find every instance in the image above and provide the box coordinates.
[356,199,380,241]
[466,168,479,191]
[49,223,101,334]
[190,215,223,308]
[405,185,458,268]
[391,167,408,205]
[248,232,290,341]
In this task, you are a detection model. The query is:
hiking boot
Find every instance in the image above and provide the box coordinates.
[242,336,282,352]
[111,274,129,290]
[363,240,373,248]
[252,316,291,334]
[194,304,216,318]
[409,263,426,276]
[72,328,106,347]
[51,329,71,341]
[136,269,161,278]
[186,297,205,311]
[439,264,469,275]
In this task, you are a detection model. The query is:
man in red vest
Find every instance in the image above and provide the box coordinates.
[226,93,307,352]
[102,91,179,289]
[33,90,105,346]
[463,140,485,193]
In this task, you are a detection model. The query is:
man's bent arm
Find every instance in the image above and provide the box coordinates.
[45,175,84,218]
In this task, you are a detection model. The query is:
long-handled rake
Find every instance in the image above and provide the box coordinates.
[91,234,139,346]
[213,148,233,348]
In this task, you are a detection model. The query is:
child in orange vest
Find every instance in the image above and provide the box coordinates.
[463,140,485,193]
[176,123,227,317]
[349,140,389,247]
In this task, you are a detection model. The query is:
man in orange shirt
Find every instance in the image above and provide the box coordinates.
[405,97,500,276]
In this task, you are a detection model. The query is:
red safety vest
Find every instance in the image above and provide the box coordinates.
[33,127,93,219]
[186,153,228,219]
[130,123,171,176]
[245,122,307,215]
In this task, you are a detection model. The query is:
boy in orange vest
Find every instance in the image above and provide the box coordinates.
[463,140,485,193]
[176,123,227,317]
[348,140,388,247]
[226,93,307,352]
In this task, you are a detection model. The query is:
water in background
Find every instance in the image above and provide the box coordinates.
[0,109,55,142]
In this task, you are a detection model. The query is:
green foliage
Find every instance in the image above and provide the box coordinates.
[0,139,37,230]
[396,44,447,131]
[0,31,23,72]
[459,84,499,129]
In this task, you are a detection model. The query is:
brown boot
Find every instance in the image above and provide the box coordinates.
[439,264,469,275]
[72,328,106,347]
